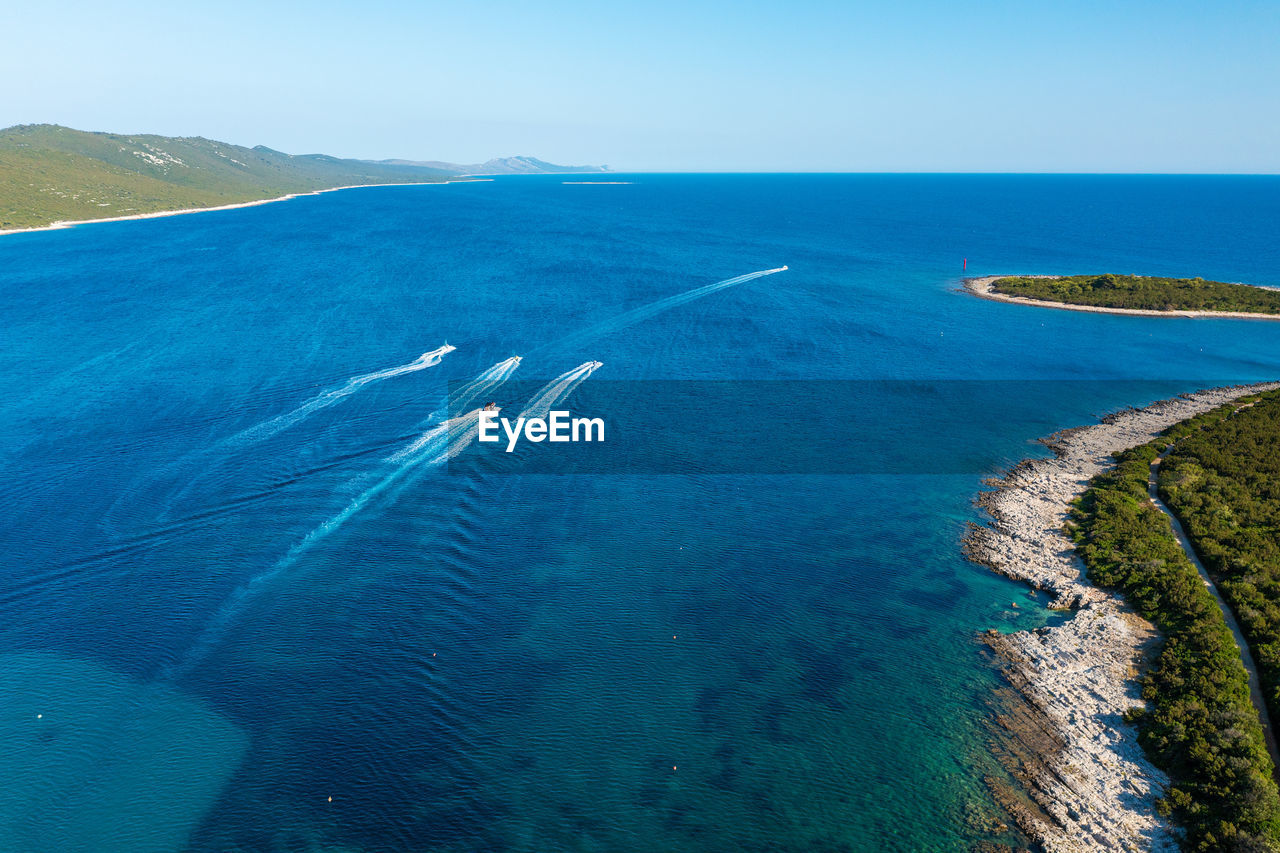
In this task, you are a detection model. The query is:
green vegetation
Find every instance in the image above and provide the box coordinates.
[0,124,454,230]
[1071,391,1280,852]
[991,274,1280,315]
[1162,394,1280,734]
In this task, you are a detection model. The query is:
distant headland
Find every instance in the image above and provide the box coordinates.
[371,154,610,177]
[966,273,1280,319]
[0,124,609,233]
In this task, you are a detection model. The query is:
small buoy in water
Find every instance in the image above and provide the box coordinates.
[328,796,332,803]
[432,653,437,657]
[36,713,42,720]
[673,766,677,771]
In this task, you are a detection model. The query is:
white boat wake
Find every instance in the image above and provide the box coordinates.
[167,359,602,678]
[541,267,787,354]
[161,266,789,677]
[387,356,522,462]
[376,361,603,507]
[220,343,456,450]
[520,361,603,420]
[167,406,481,679]
[104,344,458,538]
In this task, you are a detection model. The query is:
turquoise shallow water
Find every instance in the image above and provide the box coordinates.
[1,174,1279,851]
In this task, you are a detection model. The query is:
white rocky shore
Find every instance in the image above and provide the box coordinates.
[967,383,1280,852]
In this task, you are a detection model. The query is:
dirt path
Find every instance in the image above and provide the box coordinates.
[1148,451,1280,776]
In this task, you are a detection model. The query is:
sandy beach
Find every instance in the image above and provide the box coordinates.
[965,275,1280,321]
[0,179,483,237]
[966,382,1280,852]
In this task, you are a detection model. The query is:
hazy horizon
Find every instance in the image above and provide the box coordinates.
[11,122,1280,175]
[6,0,1278,173]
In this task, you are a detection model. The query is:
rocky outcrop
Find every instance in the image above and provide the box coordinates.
[966,384,1280,852]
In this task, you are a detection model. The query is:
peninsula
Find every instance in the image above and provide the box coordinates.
[966,274,1280,319]
[0,124,608,232]
[967,383,1280,852]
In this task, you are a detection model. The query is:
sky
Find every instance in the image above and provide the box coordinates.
[4,0,1278,172]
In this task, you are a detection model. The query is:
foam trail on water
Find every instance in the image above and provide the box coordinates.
[168,405,483,679]
[445,355,522,415]
[102,344,459,537]
[520,361,603,420]
[169,361,598,678]
[539,267,787,355]
[387,356,522,462]
[424,413,485,465]
[378,361,603,511]
[221,343,457,449]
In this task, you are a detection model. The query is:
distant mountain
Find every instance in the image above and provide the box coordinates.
[369,155,610,176]
[0,125,603,231]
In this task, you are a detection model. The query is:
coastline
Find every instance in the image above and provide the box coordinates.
[965,382,1280,852]
[0,179,485,237]
[965,275,1280,321]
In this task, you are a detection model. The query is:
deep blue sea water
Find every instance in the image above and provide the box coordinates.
[1,174,1279,852]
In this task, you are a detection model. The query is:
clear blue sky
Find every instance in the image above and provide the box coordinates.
[5,0,1278,172]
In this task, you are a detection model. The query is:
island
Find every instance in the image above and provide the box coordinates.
[968,385,1280,852]
[966,274,1280,319]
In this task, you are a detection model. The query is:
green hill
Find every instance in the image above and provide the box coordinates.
[0,124,457,230]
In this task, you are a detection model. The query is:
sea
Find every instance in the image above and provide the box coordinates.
[1,174,1278,852]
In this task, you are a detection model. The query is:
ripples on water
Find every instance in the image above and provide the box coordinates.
[1,174,1279,851]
